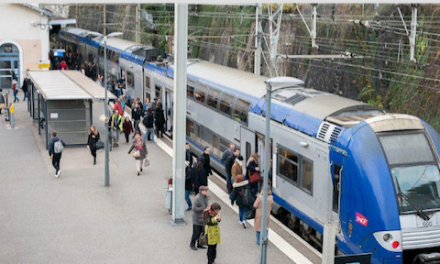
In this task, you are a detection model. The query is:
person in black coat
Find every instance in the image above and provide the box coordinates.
[225,148,240,194]
[21,75,31,101]
[131,102,142,133]
[154,103,166,138]
[186,143,193,168]
[142,108,155,143]
[185,151,194,211]
[191,157,208,196]
[87,125,100,165]
[200,146,213,176]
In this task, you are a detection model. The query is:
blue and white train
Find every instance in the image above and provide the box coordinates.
[59,27,440,264]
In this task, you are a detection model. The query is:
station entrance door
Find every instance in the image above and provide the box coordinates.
[0,43,20,90]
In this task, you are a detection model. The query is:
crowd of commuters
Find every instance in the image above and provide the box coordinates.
[41,46,275,264]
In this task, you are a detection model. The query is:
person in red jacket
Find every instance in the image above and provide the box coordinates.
[60,60,67,70]
[122,116,133,144]
[114,98,123,116]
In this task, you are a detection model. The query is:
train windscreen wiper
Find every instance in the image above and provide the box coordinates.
[399,192,431,221]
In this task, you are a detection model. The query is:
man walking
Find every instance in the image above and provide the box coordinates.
[142,107,155,143]
[131,101,142,133]
[225,147,240,194]
[48,131,66,178]
[21,73,31,101]
[200,147,213,176]
[190,186,209,251]
[109,110,123,147]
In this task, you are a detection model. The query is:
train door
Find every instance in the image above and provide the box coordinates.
[240,127,256,167]
[330,151,345,234]
[256,132,273,175]
[165,89,173,137]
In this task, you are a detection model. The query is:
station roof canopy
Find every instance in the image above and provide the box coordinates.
[62,71,116,100]
[28,71,116,100]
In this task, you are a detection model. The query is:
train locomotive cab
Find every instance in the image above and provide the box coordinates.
[335,114,440,264]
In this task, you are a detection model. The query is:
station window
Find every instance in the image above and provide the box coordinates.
[234,99,250,124]
[207,88,220,110]
[127,71,134,87]
[301,158,313,194]
[277,146,299,184]
[195,84,207,103]
[187,84,196,99]
[220,93,234,116]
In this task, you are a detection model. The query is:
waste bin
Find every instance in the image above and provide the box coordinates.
[165,188,173,213]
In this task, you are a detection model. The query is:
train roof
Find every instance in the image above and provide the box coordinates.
[101,38,143,52]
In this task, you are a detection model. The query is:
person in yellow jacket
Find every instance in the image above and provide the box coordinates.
[109,109,123,146]
[204,202,222,264]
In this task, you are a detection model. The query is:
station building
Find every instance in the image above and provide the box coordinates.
[0,4,73,89]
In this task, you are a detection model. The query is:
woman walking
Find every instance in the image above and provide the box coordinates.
[87,125,100,165]
[246,152,261,197]
[204,202,222,264]
[128,132,148,176]
[230,174,252,229]
[253,187,274,245]
[122,116,133,144]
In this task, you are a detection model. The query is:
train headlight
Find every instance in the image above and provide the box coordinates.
[383,233,392,242]
[373,231,402,252]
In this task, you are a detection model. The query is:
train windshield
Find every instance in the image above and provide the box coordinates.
[379,132,440,214]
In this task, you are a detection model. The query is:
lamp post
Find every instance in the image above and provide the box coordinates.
[89,31,123,187]
[260,77,305,264]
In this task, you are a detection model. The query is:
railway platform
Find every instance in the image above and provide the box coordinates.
[0,98,321,264]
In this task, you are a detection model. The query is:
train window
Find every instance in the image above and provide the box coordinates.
[277,146,299,185]
[213,134,220,157]
[219,137,229,154]
[195,84,207,103]
[187,84,196,99]
[378,132,435,166]
[145,76,151,89]
[301,158,313,194]
[332,164,342,213]
[234,99,250,124]
[186,118,195,139]
[207,88,220,110]
[201,126,213,150]
[127,71,134,87]
[114,53,120,64]
[220,93,234,116]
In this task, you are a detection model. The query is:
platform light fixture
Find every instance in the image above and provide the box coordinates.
[260,76,302,264]
[88,31,123,187]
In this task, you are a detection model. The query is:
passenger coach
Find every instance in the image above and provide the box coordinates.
[59,27,440,264]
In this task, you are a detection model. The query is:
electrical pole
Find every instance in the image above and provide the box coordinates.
[311,4,318,49]
[409,4,418,62]
[254,3,262,76]
[171,3,187,225]
[103,4,106,35]
[136,4,141,43]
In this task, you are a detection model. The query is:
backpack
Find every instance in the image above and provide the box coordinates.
[54,140,63,154]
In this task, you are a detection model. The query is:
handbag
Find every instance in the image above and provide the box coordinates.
[199,230,207,246]
[144,159,150,167]
[96,141,104,150]
[132,150,141,158]
[245,207,256,220]
[249,171,261,184]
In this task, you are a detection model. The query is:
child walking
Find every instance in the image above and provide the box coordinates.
[122,116,133,144]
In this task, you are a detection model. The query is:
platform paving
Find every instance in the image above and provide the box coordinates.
[0,97,296,264]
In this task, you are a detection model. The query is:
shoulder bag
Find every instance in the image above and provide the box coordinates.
[132,150,141,158]
[249,171,261,184]
[245,207,256,220]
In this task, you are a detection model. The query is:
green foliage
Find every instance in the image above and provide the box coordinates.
[358,85,384,108]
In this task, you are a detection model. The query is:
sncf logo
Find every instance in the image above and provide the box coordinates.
[355,212,368,227]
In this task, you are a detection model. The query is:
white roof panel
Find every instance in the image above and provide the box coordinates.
[187,61,269,98]
[28,71,92,100]
[104,38,142,51]
[62,71,117,100]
